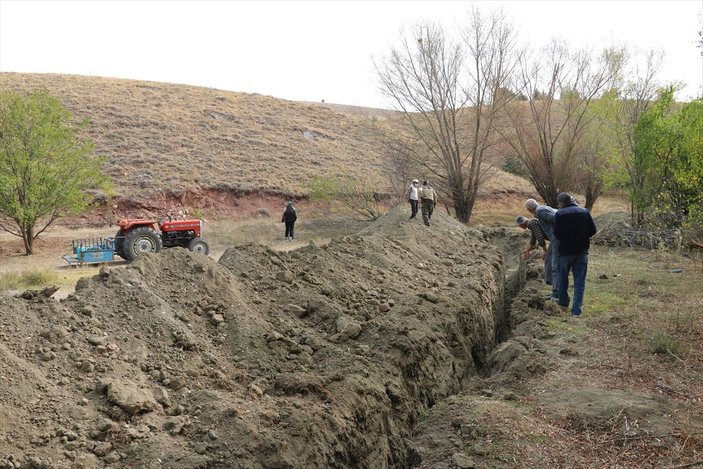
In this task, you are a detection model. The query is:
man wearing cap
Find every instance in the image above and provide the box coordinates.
[525,198,559,300]
[405,179,420,219]
[417,180,438,226]
[516,215,548,261]
[553,192,597,317]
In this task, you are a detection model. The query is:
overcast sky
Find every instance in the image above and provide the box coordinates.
[1,0,701,107]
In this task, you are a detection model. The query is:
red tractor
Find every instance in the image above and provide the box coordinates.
[114,217,210,261]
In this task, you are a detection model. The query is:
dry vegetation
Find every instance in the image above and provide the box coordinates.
[0,73,394,198]
[0,73,530,205]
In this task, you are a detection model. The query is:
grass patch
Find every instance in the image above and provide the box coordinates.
[0,272,21,291]
[665,307,701,334]
[646,331,688,357]
[586,247,695,316]
[543,318,586,335]
[0,269,60,292]
[584,287,631,314]
[23,269,59,286]
[587,246,702,356]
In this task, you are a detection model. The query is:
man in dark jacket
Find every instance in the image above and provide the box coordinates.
[282,201,297,241]
[553,192,597,317]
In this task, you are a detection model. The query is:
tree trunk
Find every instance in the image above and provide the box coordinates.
[537,188,559,210]
[453,191,471,224]
[584,181,596,211]
[22,226,34,255]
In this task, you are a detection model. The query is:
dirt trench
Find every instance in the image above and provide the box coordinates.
[0,208,528,468]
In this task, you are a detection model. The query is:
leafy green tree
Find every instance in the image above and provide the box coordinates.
[0,90,109,255]
[631,87,682,224]
[602,50,663,225]
[309,175,385,221]
[632,89,703,238]
[668,98,703,240]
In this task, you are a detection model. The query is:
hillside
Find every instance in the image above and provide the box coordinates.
[0,73,391,198]
[0,73,532,218]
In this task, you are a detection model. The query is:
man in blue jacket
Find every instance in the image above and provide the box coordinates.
[553,192,597,317]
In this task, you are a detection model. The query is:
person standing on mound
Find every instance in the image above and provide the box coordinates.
[417,180,438,227]
[406,179,420,219]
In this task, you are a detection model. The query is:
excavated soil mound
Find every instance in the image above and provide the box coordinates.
[0,208,511,468]
[592,211,681,250]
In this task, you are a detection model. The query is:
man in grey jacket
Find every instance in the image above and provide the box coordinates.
[525,198,558,300]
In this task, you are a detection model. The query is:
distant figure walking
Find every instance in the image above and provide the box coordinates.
[406,179,420,219]
[554,192,597,317]
[282,201,297,241]
[418,180,438,227]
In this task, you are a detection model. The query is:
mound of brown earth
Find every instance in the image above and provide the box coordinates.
[592,212,682,250]
[0,207,522,468]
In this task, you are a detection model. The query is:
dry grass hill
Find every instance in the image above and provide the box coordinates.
[0,73,531,218]
[0,73,390,197]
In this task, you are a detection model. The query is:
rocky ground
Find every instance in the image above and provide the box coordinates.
[0,208,515,468]
[1,208,701,469]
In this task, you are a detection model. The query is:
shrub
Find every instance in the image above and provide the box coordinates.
[21,269,59,287]
[503,154,527,178]
[0,272,20,291]
[0,269,58,291]
[647,331,686,357]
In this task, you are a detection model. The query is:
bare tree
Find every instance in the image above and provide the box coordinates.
[501,40,622,207]
[376,8,518,223]
[573,130,608,211]
[384,141,415,204]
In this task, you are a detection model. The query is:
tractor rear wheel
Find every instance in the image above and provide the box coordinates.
[114,230,126,259]
[124,226,162,261]
[188,238,210,255]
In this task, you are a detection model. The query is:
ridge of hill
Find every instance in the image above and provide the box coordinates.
[0,73,532,214]
[0,73,392,199]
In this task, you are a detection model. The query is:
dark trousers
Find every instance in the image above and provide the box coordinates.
[558,253,588,315]
[421,199,434,226]
[544,239,559,297]
[284,221,295,239]
[409,199,418,218]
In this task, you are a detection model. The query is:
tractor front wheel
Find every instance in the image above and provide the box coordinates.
[124,227,162,261]
[188,238,210,255]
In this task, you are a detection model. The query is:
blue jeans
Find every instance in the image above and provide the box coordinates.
[544,239,559,298]
[409,199,418,218]
[558,253,588,315]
